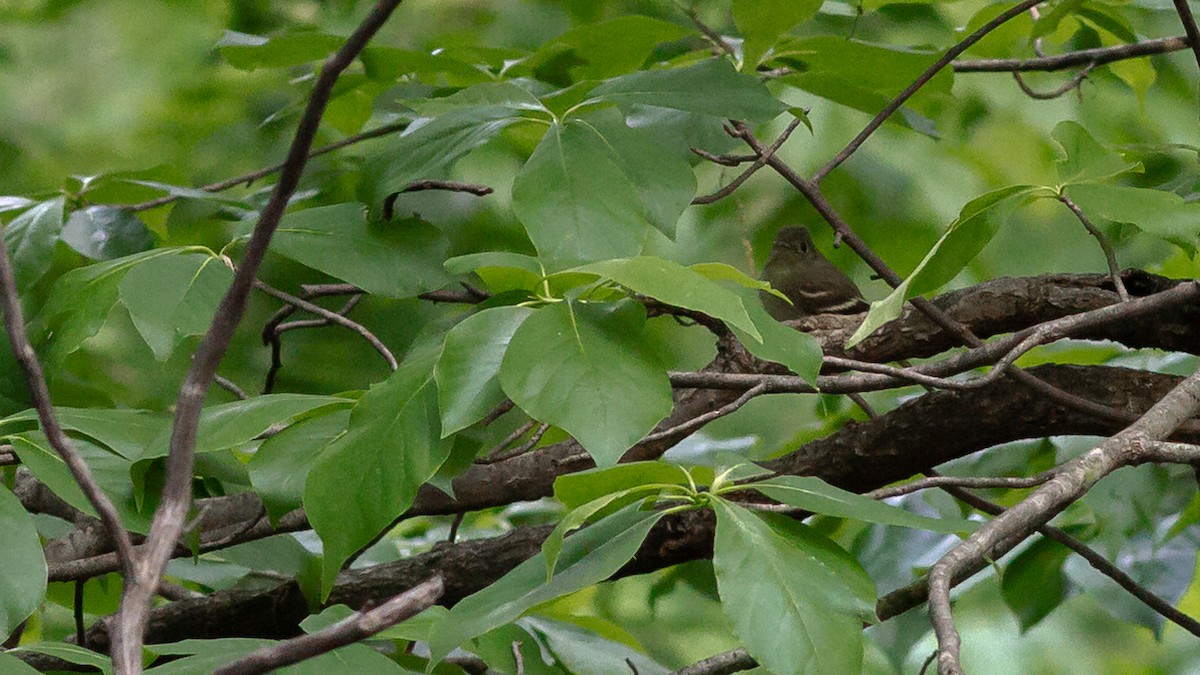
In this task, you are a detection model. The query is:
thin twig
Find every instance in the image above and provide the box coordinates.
[867,472,1054,500]
[214,374,249,400]
[1011,63,1094,100]
[480,419,537,462]
[262,295,363,393]
[212,576,443,675]
[670,648,756,675]
[255,280,396,370]
[693,119,802,205]
[381,180,493,219]
[1172,0,1200,75]
[111,3,409,671]
[640,383,767,444]
[938,477,1200,638]
[1058,195,1129,301]
[511,641,525,675]
[126,122,410,213]
[953,36,1191,73]
[477,423,550,464]
[680,4,737,59]
[689,148,757,166]
[0,230,136,574]
[814,0,1042,182]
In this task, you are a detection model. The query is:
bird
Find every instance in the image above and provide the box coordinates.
[759,226,868,321]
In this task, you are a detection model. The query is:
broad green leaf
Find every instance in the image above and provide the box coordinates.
[435,306,533,436]
[524,616,669,675]
[0,485,47,637]
[248,409,351,524]
[306,354,452,595]
[553,461,691,509]
[360,46,491,85]
[571,256,759,340]
[751,475,977,533]
[270,204,448,299]
[848,185,1044,347]
[690,261,786,298]
[119,253,233,360]
[1000,535,1072,631]
[9,644,110,674]
[543,490,667,579]
[1,406,165,460]
[712,501,873,674]
[731,287,823,383]
[3,197,62,289]
[512,114,695,260]
[40,247,188,364]
[1065,183,1200,253]
[1052,121,1139,185]
[411,81,548,116]
[9,433,149,531]
[145,637,405,674]
[216,30,343,69]
[498,301,672,465]
[516,16,690,82]
[585,58,785,121]
[734,0,822,71]
[61,206,154,261]
[428,503,665,664]
[775,37,952,114]
[144,394,352,460]
[362,106,527,208]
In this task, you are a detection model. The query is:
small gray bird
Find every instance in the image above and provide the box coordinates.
[759,226,868,321]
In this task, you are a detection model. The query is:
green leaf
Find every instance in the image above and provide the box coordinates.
[516,16,690,83]
[712,500,874,674]
[362,106,527,208]
[269,204,448,299]
[553,461,691,509]
[9,644,111,674]
[248,409,351,524]
[734,0,822,71]
[1065,183,1200,253]
[1052,121,1139,185]
[40,247,187,364]
[145,394,352,460]
[305,354,452,595]
[412,81,548,117]
[61,206,154,261]
[0,485,47,637]
[543,490,666,580]
[428,503,665,664]
[775,37,952,114]
[731,287,824,383]
[1,406,165,460]
[119,253,233,360]
[498,301,672,466]
[847,185,1044,347]
[3,197,62,289]
[571,256,759,339]
[689,262,783,296]
[751,475,977,533]
[1000,535,1072,631]
[512,110,696,260]
[585,58,785,121]
[435,306,533,436]
[360,46,491,85]
[216,30,343,70]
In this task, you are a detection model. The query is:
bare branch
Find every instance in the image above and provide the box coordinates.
[814,0,1042,182]
[1058,195,1129,301]
[953,36,1191,73]
[1011,63,1094,100]
[692,119,802,205]
[212,576,443,675]
[0,232,135,575]
[866,472,1054,500]
[255,280,396,370]
[928,367,1200,674]
[126,121,410,213]
[939,479,1200,639]
[670,648,756,675]
[111,2,409,670]
[1172,0,1200,75]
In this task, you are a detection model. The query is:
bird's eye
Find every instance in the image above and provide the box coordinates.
[798,242,808,253]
